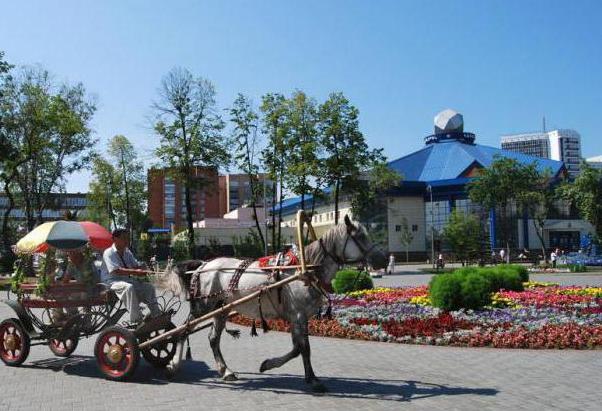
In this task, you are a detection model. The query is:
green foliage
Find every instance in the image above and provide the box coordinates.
[232,229,264,258]
[442,210,482,263]
[332,269,373,294]
[468,157,541,249]
[502,264,529,282]
[153,67,230,258]
[172,238,191,261]
[429,265,527,311]
[137,236,153,263]
[558,162,602,238]
[568,264,587,273]
[10,259,25,293]
[229,94,267,251]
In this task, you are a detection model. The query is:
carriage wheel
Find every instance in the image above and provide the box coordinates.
[0,318,31,366]
[49,335,79,357]
[94,326,139,381]
[139,321,178,368]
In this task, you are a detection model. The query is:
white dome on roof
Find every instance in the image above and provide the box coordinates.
[434,109,463,134]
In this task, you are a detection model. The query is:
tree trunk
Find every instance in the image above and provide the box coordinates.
[271,179,276,254]
[184,172,196,259]
[120,148,133,247]
[334,178,340,225]
[249,174,266,254]
[1,183,16,269]
[277,165,284,251]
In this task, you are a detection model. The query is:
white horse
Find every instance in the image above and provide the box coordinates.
[160,216,386,392]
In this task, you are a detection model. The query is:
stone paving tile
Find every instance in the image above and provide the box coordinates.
[1,271,601,410]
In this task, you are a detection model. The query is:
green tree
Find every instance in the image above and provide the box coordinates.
[519,169,556,262]
[9,67,96,231]
[153,67,230,258]
[260,93,288,252]
[318,92,384,225]
[468,157,539,254]
[107,135,146,245]
[398,216,414,263]
[229,94,266,252]
[87,135,148,242]
[284,90,321,212]
[87,156,119,228]
[442,209,482,265]
[558,162,602,239]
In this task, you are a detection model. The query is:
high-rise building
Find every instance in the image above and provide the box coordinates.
[586,155,602,170]
[218,174,272,216]
[147,167,221,231]
[501,129,582,178]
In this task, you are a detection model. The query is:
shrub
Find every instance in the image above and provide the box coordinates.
[332,269,373,294]
[429,273,464,311]
[569,264,587,273]
[460,272,493,310]
[429,265,527,311]
[504,264,529,282]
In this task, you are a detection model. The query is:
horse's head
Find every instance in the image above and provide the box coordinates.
[330,215,387,270]
[153,259,204,297]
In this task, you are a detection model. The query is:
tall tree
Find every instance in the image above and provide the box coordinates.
[87,156,119,229]
[260,93,288,252]
[558,162,602,239]
[229,93,266,252]
[10,67,96,231]
[398,216,414,263]
[468,157,539,253]
[318,92,383,225]
[153,67,230,258]
[284,90,320,212]
[87,136,147,240]
[107,135,145,245]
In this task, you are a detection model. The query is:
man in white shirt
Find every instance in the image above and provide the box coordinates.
[100,229,160,324]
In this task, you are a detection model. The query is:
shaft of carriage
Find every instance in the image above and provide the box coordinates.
[138,271,309,350]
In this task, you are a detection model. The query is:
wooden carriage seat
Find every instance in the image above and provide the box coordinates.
[18,281,112,309]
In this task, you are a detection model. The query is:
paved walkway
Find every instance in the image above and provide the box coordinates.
[1,298,601,410]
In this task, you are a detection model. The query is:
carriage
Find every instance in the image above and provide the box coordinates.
[0,211,326,380]
[0,275,183,379]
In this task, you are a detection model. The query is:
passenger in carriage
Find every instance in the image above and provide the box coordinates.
[100,229,160,324]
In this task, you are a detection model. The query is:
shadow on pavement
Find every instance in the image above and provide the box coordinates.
[23,357,498,403]
[177,372,498,403]
[25,355,217,385]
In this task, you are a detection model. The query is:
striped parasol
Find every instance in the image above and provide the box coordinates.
[15,221,113,254]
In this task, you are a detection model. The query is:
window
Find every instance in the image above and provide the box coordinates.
[412,225,418,232]
[395,225,401,232]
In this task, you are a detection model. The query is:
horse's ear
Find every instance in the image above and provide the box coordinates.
[344,215,356,232]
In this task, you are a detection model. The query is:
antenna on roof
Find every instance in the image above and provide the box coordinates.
[542,115,546,133]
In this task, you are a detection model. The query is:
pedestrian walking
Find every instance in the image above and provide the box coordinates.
[387,254,395,274]
[499,248,506,264]
[551,248,558,269]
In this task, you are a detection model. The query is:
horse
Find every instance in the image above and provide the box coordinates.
[159,215,387,392]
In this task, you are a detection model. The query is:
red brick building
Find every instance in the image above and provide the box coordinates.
[148,167,221,231]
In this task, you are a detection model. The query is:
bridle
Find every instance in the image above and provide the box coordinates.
[319,228,378,267]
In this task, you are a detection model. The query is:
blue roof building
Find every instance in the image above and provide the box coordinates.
[276,109,591,259]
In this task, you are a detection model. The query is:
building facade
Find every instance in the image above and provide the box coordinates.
[218,173,272,216]
[501,129,582,178]
[586,155,602,170]
[147,167,221,231]
[0,192,88,222]
[275,110,593,260]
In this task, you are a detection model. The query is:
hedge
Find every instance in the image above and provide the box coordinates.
[429,265,528,311]
[332,269,374,294]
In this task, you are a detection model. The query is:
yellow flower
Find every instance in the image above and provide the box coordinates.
[409,295,431,306]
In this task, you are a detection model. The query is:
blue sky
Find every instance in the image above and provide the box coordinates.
[2,0,601,192]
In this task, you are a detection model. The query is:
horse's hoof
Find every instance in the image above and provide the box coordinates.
[223,371,238,381]
[311,381,328,393]
[259,360,270,373]
[165,365,177,380]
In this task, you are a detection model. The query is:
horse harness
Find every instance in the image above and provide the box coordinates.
[319,228,377,267]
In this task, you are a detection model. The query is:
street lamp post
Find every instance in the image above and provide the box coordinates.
[427,185,435,269]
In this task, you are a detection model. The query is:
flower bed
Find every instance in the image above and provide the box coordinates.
[230,282,602,349]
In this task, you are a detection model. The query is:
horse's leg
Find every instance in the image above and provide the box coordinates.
[295,317,326,392]
[166,337,186,378]
[209,313,237,381]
